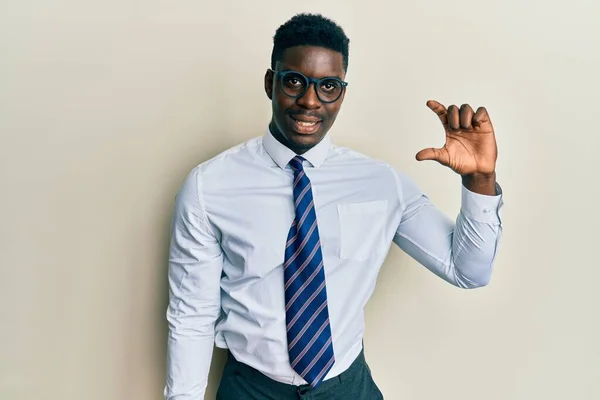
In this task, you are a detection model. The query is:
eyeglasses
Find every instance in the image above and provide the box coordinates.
[271,69,348,104]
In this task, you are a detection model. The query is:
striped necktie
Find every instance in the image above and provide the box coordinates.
[284,155,335,387]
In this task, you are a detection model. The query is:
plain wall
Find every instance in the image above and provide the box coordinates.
[1,1,599,399]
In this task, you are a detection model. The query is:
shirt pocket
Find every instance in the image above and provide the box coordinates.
[337,200,388,261]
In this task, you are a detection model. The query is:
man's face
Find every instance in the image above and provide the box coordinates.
[265,45,346,154]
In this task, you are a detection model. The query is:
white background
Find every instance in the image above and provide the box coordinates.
[1,1,599,399]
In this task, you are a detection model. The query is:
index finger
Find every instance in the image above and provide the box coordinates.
[426,100,448,126]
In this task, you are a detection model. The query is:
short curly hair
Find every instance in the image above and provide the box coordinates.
[271,13,350,72]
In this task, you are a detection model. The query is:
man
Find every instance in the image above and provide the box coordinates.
[164,13,503,400]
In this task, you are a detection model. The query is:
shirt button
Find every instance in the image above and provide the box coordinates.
[483,208,490,213]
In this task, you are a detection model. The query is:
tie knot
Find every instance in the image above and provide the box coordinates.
[289,156,305,171]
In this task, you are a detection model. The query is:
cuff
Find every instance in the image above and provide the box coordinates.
[460,182,503,224]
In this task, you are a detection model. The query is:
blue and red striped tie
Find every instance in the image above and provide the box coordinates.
[284,155,335,387]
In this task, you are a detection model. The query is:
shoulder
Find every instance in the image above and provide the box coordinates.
[177,136,262,196]
[185,136,262,180]
[197,136,262,175]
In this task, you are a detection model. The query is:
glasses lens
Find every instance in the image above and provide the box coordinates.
[281,72,307,97]
[317,78,343,103]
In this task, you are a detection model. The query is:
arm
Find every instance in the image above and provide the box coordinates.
[164,167,223,400]
[392,169,503,288]
[398,100,503,287]
[462,172,497,196]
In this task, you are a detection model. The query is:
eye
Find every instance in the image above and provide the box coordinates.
[283,73,305,89]
[320,79,340,92]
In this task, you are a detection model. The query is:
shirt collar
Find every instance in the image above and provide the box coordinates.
[262,127,331,169]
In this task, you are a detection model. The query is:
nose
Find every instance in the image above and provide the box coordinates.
[296,83,321,110]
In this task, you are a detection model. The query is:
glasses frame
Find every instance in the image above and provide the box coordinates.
[270,69,348,104]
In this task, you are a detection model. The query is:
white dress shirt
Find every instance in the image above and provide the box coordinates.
[164,129,504,399]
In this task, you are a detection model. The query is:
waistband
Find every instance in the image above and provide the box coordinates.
[226,348,367,395]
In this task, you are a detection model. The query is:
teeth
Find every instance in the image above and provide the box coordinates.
[295,120,318,126]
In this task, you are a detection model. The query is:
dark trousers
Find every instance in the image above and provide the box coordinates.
[216,349,384,400]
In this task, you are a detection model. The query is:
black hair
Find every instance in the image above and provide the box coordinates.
[271,13,350,72]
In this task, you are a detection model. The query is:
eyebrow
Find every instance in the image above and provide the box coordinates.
[277,68,344,80]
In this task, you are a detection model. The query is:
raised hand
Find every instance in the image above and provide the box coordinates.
[416,100,498,177]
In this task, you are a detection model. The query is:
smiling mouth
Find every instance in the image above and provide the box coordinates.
[289,115,322,134]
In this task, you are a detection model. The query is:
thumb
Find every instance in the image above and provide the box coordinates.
[415,147,450,165]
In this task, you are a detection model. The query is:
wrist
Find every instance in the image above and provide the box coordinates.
[461,171,497,196]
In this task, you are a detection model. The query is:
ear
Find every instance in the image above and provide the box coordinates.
[264,69,274,100]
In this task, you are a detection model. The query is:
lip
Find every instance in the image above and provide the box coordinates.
[290,114,322,123]
[288,115,322,135]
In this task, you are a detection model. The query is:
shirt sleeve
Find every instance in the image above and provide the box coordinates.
[164,167,223,400]
[392,169,504,288]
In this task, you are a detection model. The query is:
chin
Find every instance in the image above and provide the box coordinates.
[286,131,324,152]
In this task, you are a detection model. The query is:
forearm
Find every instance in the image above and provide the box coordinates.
[462,172,497,196]
[449,187,503,286]
[165,303,220,400]
[164,255,222,399]
[394,205,502,288]
[393,169,504,288]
